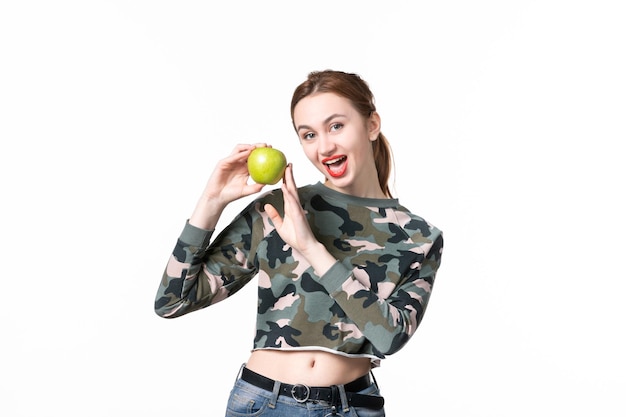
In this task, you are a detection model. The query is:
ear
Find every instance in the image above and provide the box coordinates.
[368,111,381,141]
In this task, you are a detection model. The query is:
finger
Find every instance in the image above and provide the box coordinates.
[281,186,304,221]
[232,143,257,154]
[225,145,260,165]
[282,165,301,204]
[242,182,265,196]
[224,146,252,163]
[264,203,282,227]
[282,163,294,188]
[281,167,296,200]
[281,182,296,208]
[230,143,269,165]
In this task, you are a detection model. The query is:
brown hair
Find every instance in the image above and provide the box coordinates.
[290,70,394,198]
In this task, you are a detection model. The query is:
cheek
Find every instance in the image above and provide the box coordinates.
[301,145,318,165]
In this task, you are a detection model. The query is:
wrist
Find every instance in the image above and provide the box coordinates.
[301,242,336,277]
[189,196,227,230]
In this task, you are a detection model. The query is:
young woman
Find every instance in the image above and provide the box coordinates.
[155,70,444,416]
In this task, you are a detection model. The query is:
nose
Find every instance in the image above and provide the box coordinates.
[317,133,336,156]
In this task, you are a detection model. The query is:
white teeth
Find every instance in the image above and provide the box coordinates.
[324,156,345,165]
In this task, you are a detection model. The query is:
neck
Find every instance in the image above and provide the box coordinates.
[323,179,388,199]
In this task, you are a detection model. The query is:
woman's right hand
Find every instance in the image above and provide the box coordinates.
[189,144,268,230]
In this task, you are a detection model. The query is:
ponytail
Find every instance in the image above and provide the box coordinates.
[373,132,394,198]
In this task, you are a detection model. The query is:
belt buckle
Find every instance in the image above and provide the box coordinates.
[290,383,311,403]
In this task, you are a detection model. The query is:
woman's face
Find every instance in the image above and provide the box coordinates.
[293,92,383,198]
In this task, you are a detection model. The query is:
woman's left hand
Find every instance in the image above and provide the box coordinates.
[265,164,338,277]
[264,164,317,254]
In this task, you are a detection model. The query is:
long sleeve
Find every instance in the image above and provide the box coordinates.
[320,231,444,356]
[154,201,261,318]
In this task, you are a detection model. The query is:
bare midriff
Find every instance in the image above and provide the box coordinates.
[245,349,372,386]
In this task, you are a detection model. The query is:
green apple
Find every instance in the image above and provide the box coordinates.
[247,147,287,185]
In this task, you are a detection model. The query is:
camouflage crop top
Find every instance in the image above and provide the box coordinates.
[155,182,444,361]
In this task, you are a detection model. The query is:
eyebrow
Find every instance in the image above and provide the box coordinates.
[296,113,346,132]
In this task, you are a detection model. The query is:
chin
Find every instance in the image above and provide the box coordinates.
[324,177,353,192]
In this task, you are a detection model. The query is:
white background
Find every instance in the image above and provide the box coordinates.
[2,1,625,416]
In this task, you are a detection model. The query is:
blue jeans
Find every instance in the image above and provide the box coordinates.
[224,371,385,417]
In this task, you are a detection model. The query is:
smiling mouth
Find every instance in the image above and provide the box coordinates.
[322,155,347,178]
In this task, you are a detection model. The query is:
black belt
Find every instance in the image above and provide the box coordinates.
[240,367,384,410]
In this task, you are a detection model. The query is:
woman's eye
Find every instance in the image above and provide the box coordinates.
[330,123,343,132]
[302,132,315,140]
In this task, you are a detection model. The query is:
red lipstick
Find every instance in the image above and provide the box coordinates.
[322,155,348,178]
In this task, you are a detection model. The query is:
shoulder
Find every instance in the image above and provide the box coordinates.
[397,205,442,239]
[375,204,443,257]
